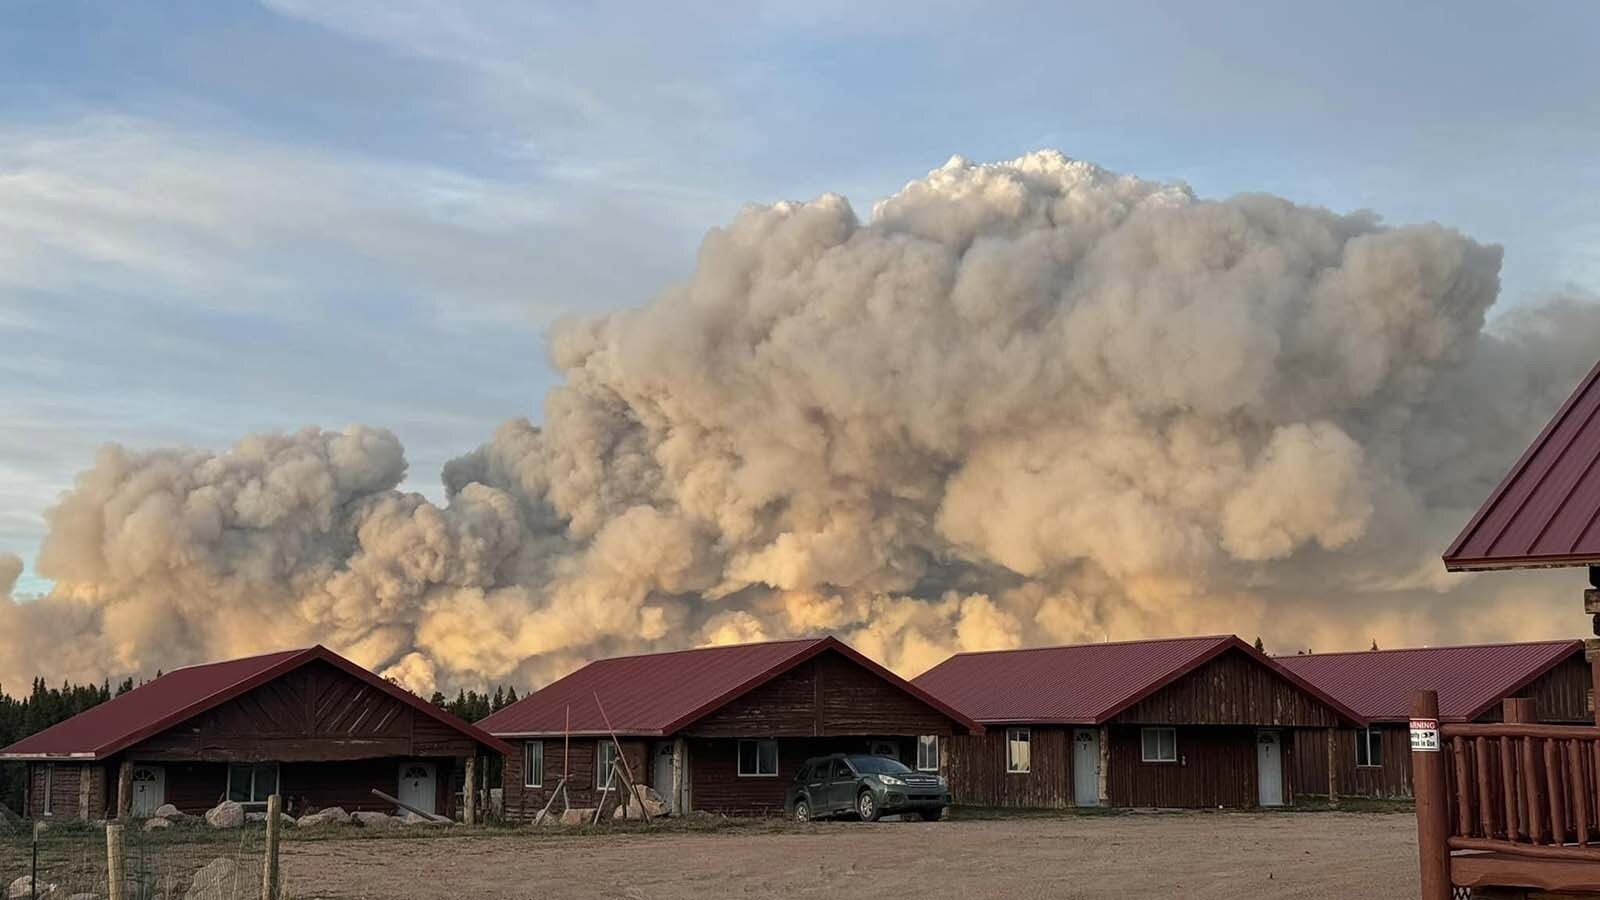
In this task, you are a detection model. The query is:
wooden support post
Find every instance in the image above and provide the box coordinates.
[1413,690,1451,900]
[115,760,132,821]
[672,737,686,815]
[261,794,282,900]
[1326,728,1337,803]
[78,765,92,821]
[1586,636,1600,727]
[463,755,478,826]
[105,822,125,900]
[593,693,652,825]
[1097,726,1110,806]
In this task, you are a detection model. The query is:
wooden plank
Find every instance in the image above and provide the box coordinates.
[1526,736,1548,844]
[1503,734,1522,841]
[1455,736,1475,837]
[1570,740,1589,845]
[1477,737,1497,838]
[1452,851,1600,892]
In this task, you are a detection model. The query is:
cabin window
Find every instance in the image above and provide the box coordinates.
[227,762,280,804]
[1141,727,1178,763]
[42,764,54,816]
[1355,727,1383,768]
[738,740,779,777]
[596,741,620,791]
[916,735,940,772]
[1006,728,1031,773]
[524,741,544,788]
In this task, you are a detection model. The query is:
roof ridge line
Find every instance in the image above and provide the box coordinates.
[1274,638,1583,659]
[945,634,1234,658]
[161,645,318,675]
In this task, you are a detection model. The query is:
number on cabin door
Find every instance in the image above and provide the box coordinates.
[130,766,164,817]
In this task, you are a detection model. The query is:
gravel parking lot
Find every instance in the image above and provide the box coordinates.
[279,811,1419,899]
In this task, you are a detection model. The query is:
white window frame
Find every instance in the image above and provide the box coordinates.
[595,741,620,791]
[1141,727,1178,763]
[524,740,544,788]
[1006,727,1031,774]
[1355,727,1383,768]
[42,763,53,816]
[226,762,280,805]
[916,735,940,772]
[737,739,779,778]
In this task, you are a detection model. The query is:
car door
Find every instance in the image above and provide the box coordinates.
[827,759,856,812]
[802,763,827,811]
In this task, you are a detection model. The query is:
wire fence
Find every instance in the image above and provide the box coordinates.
[0,814,291,900]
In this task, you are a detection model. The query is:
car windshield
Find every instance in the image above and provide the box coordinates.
[847,755,913,775]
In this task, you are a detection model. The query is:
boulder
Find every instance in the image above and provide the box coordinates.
[152,804,185,820]
[399,811,445,826]
[611,784,669,820]
[144,817,172,831]
[352,811,399,829]
[184,857,241,900]
[558,808,595,826]
[203,801,244,829]
[296,806,350,827]
[9,876,55,899]
[244,811,295,827]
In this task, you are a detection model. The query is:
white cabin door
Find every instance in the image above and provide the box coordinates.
[1072,729,1101,807]
[1257,731,1284,807]
[397,761,437,815]
[653,745,676,814]
[130,765,165,817]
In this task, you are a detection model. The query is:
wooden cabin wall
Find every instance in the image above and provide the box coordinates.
[942,728,1072,808]
[1287,725,1414,799]
[1106,725,1268,808]
[501,737,649,823]
[1112,651,1340,728]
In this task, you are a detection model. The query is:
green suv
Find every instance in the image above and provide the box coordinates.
[785,753,950,822]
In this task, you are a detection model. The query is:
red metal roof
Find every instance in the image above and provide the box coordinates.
[1445,359,1600,570]
[912,635,1364,725]
[476,635,983,737]
[1276,640,1584,722]
[0,646,512,759]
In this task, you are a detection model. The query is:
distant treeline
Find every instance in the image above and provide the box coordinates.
[0,673,523,815]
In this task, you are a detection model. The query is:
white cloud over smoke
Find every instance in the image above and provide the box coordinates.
[5,151,1599,694]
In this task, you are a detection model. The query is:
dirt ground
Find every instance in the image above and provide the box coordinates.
[279,811,1420,899]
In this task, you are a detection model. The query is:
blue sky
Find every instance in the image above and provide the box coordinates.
[4,0,1599,594]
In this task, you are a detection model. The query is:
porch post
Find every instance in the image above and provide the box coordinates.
[671,737,686,815]
[1325,728,1337,803]
[1587,568,1600,725]
[463,755,478,826]
[1097,726,1110,806]
[78,764,92,820]
[1412,690,1450,900]
[115,759,133,821]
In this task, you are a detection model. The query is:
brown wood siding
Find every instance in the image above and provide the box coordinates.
[814,653,957,736]
[1287,726,1413,799]
[129,659,486,763]
[943,728,1072,808]
[27,762,87,819]
[501,737,649,823]
[1107,725,1279,808]
[684,737,910,816]
[1513,654,1592,723]
[1112,650,1341,727]
[685,650,963,738]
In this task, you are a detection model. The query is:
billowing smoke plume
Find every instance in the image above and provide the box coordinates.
[6,151,1600,694]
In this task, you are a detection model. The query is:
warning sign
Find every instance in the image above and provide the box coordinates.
[1410,718,1440,752]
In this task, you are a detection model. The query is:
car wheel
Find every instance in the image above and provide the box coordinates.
[793,800,811,822]
[857,791,881,822]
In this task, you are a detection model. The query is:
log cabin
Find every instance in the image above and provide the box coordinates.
[1278,640,1589,800]
[0,645,510,821]
[912,634,1365,809]
[479,635,982,820]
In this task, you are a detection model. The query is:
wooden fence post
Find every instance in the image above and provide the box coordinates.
[261,793,282,900]
[105,822,125,900]
[1412,689,1450,900]
[463,755,477,826]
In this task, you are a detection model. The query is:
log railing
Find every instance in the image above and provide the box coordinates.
[1438,722,1600,861]
[1415,689,1600,899]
